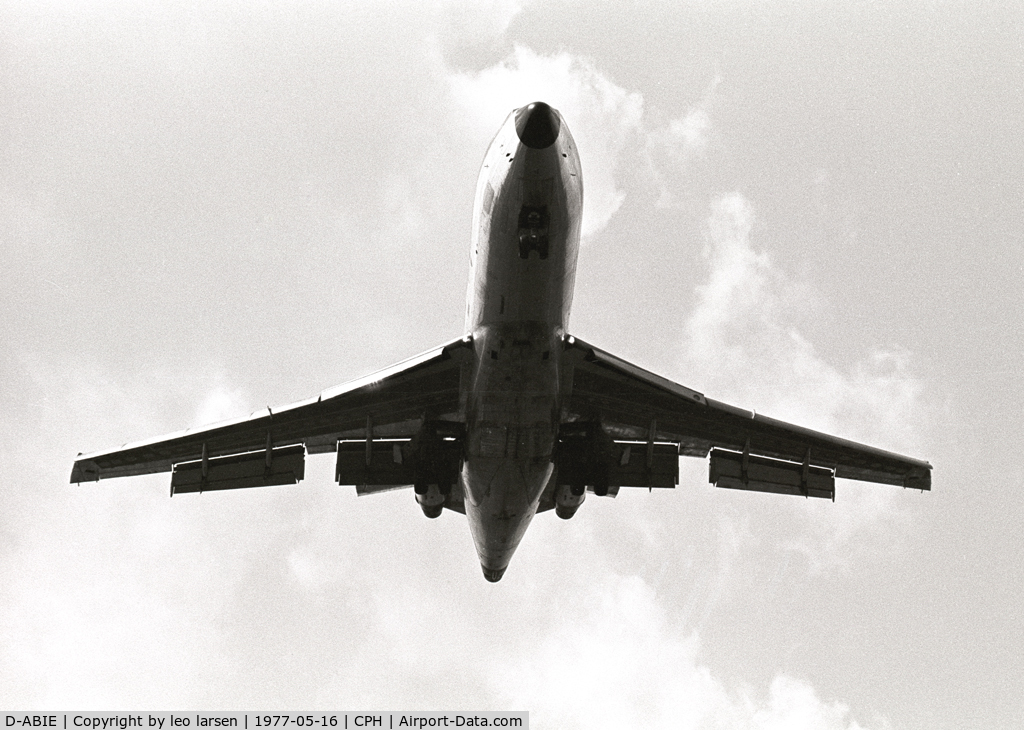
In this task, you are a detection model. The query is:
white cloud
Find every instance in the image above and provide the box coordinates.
[447,46,645,238]
[493,573,884,730]
[645,76,720,208]
[671,109,712,150]
[192,379,250,427]
[684,193,923,447]
[752,676,880,730]
[435,0,525,42]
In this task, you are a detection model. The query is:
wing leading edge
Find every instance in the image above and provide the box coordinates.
[561,335,931,493]
[70,337,474,487]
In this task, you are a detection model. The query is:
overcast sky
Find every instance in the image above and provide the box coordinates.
[2,1,1022,727]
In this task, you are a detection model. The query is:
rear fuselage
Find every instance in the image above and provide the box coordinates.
[461,103,583,581]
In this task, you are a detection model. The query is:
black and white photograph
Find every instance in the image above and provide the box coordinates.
[2,2,1021,727]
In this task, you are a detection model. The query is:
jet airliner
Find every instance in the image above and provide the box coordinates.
[71,102,931,582]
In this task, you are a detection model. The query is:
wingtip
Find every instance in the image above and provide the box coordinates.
[904,467,932,491]
[70,459,100,484]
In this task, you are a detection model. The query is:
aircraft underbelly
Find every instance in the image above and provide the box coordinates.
[462,321,561,572]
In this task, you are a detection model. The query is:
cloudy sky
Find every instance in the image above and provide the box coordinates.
[2,1,1022,727]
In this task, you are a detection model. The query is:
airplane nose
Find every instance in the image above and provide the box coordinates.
[515,101,560,149]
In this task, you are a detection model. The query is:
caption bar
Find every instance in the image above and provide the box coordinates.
[3,715,527,730]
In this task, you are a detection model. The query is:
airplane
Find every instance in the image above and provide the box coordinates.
[71,101,932,582]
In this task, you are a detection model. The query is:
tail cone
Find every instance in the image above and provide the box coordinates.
[482,566,507,583]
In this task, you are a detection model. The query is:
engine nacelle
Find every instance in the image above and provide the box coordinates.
[554,482,585,519]
[414,482,446,518]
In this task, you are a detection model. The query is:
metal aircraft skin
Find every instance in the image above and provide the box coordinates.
[71,102,932,582]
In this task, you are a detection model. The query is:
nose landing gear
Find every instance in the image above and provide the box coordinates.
[517,206,549,260]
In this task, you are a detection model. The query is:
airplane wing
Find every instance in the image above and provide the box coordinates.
[560,335,931,499]
[71,337,474,494]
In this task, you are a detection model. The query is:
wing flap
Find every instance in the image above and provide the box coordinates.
[170,444,305,494]
[709,448,835,500]
[606,442,679,488]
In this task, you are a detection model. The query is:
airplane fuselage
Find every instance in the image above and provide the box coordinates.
[460,103,582,581]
